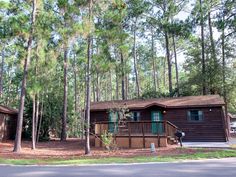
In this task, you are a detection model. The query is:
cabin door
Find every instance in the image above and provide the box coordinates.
[108,112,118,133]
[151,111,163,134]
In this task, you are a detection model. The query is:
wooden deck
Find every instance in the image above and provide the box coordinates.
[94,121,179,148]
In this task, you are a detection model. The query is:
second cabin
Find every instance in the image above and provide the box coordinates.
[90,95,228,148]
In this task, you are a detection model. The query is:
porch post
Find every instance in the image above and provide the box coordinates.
[99,124,102,147]
[128,122,131,148]
[142,122,145,148]
[164,120,167,136]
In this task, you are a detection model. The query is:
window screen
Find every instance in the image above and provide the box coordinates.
[188,110,204,122]
[132,112,140,121]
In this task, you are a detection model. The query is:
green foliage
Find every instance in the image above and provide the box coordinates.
[100,131,115,151]
[0,0,235,142]
[141,90,170,99]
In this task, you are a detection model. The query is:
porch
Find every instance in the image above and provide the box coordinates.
[94,121,179,148]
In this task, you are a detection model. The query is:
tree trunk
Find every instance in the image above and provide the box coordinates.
[6,66,12,105]
[61,47,68,141]
[0,44,5,98]
[73,54,78,113]
[208,12,217,65]
[133,18,140,98]
[105,74,108,100]
[221,11,229,138]
[73,53,80,136]
[163,54,166,88]
[81,110,85,139]
[200,0,207,95]
[34,50,39,146]
[115,67,119,100]
[85,37,92,154]
[92,43,96,103]
[164,31,172,95]
[222,13,226,109]
[32,95,36,150]
[85,0,92,155]
[172,35,179,96]
[74,56,79,137]
[151,27,157,93]
[95,40,100,102]
[208,11,218,93]
[37,95,43,143]
[13,0,37,153]
[92,79,96,102]
[125,74,129,99]
[120,51,126,100]
[96,72,100,102]
[109,70,112,100]
[35,94,39,141]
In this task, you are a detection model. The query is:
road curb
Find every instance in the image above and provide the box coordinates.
[0,157,236,167]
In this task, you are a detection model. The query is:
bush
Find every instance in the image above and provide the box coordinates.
[100,131,115,151]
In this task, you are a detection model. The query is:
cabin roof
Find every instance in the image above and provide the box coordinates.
[228,113,236,119]
[90,95,225,111]
[0,105,18,115]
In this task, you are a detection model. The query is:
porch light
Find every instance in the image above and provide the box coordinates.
[163,110,167,114]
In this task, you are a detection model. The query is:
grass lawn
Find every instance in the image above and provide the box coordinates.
[0,149,236,165]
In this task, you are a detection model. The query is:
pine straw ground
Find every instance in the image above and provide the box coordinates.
[0,138,219,160]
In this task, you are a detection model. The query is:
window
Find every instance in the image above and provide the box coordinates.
[6,117,11,126]
[108,112,118,133]
[131,112,140,121]
[109,112,118,122]
[187,110,204,122]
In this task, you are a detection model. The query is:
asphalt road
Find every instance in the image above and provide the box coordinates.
[1,158,236,177]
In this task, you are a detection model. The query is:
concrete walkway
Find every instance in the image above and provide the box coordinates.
[182,142,230,148]
[229,137,236,146]
[182,137,236,148]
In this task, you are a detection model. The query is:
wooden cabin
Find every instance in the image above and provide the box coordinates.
[228,113,236,133]
[228,113,236,124]
[90,95,228,148]
[0,105,18,142]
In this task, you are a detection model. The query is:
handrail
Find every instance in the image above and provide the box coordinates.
[166,121,178,129]
[94,120,166,124]
[94,121,179,135]
[94,120,180,147]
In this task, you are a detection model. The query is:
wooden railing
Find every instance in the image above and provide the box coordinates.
[94,120,179,140]
[165,121,179,141]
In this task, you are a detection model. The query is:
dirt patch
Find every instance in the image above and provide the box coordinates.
[0,139,216,160]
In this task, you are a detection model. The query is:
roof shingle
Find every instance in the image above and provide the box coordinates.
[90,95,225,111]
[0,105,18,115]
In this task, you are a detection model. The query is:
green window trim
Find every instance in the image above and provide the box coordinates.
[108,111,118,133]
[151,111,163,134]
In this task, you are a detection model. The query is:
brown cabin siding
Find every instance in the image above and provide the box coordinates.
[91,106,227,142]
[90,111,109,132]
[0,113,17,142]
[163,107,226,142]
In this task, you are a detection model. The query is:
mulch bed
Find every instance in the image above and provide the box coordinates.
[0,139,216,160]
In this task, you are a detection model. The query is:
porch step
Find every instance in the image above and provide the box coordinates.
[118,123,128,132]
[116,125,129,135]
[118,125,127,128]
[167,136,178,145]
[119,128,128,132]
